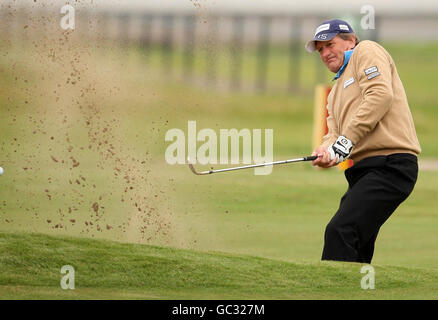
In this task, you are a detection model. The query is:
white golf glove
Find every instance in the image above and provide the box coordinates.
[328,135,354,164]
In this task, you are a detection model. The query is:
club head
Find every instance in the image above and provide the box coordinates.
[187,157,207,175]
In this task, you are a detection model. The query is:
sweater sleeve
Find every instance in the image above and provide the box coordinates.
[343,41,393,145]
[322,102,339,147]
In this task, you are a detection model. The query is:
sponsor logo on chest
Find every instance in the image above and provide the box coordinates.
[344,77,355,88]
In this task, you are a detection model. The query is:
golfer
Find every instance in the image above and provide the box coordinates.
[306,19,421,263]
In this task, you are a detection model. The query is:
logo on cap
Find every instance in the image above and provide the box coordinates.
[314,23,330,36]
[339,24,350,31]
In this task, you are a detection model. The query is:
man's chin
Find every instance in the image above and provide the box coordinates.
[327,63,341,73]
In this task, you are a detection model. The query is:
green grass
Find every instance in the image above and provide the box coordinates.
[1,36,438,299]
[1,231,438,299]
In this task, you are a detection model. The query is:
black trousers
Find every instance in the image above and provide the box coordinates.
[321,153,418,263]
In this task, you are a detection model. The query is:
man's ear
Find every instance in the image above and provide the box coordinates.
[350,36,356,49]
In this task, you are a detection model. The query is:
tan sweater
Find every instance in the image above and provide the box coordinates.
[323,40,421,163]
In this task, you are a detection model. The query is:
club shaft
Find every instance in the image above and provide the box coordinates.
[199,156,316,174]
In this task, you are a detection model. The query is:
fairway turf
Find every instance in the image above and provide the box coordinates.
[1,35,438,299]
[1,232,438,299]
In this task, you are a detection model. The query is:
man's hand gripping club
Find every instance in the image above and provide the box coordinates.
[312,135,354,168]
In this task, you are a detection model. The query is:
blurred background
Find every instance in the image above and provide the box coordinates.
[3,0,438,93]
[1,0,437,268]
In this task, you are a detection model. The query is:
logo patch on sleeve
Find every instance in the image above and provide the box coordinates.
[367,72,381,80]
[364,66,378,75]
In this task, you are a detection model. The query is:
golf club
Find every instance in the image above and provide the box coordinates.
[187,155,318,175]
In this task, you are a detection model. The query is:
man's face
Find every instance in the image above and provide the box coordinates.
[315,35,355,73]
